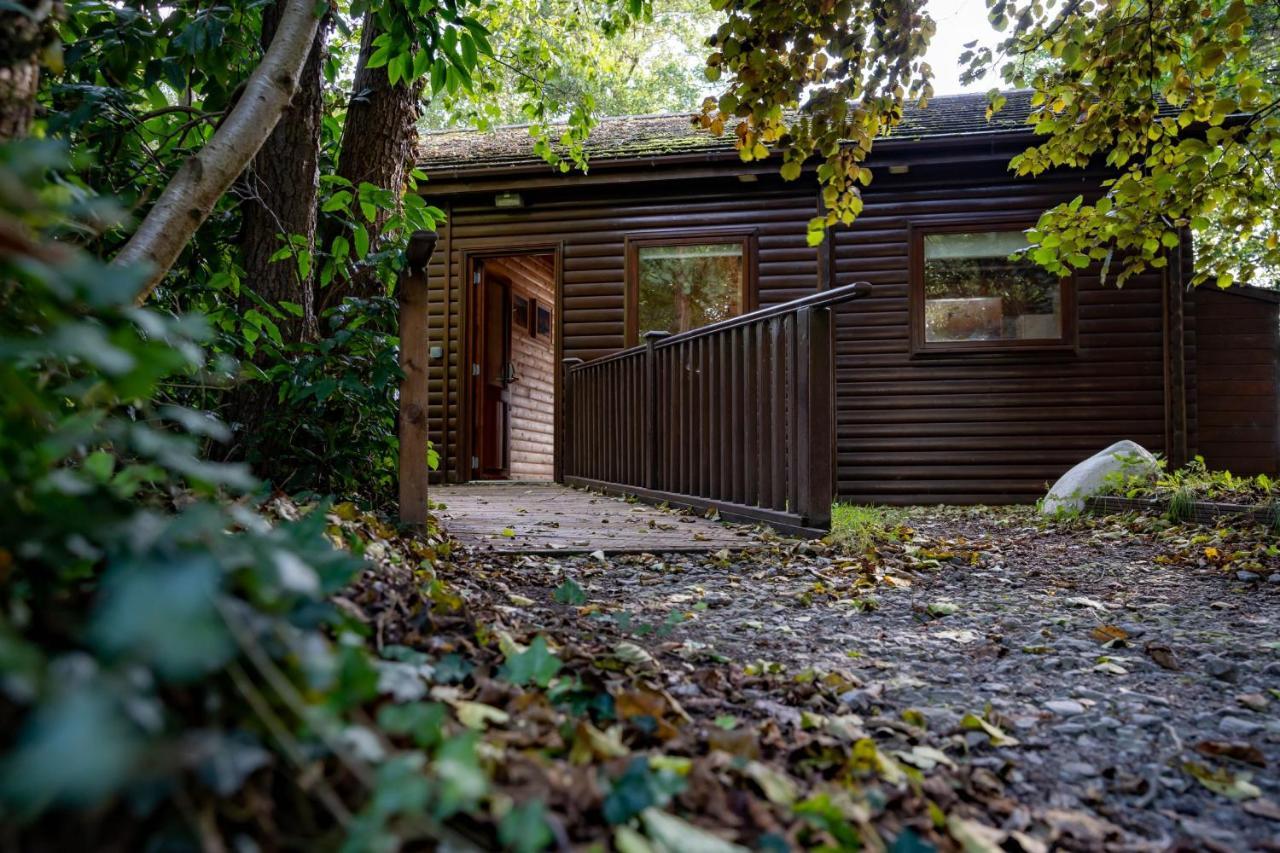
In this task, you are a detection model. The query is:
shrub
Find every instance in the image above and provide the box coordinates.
[0,141,459,849]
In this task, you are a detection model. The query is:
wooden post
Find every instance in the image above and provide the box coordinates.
[398,230,438,526]
[793,305,834,528]
[1164,243,1188,470]
[642,331,671,490]
[561,357,584,479]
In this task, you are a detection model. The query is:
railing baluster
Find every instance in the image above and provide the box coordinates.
[721,330,732,499]
[743,323,758,507]
[769,316,786,511]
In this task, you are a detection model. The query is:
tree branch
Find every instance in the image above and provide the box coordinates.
[113,0,324,303]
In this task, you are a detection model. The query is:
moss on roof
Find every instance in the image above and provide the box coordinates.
[418,91,1039,172]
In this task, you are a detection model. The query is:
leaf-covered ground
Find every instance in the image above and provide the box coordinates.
[348,503,1280,851]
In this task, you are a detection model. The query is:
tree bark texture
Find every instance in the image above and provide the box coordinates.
[238,1,327,342]
[319,13,423,310]
[115,0,323,303]
[0,1,61,141]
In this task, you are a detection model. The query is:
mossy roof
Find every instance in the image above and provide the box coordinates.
[417,91,1039,173]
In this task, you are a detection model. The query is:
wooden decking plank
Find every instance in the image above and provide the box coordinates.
[433,482,763,554]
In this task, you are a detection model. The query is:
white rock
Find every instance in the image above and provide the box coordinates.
[1041,440,1159,516]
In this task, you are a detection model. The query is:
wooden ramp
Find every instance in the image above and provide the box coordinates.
[433,482,762,554]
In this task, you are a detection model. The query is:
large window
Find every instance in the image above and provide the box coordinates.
[912,225,1073,353]
[626,231,754,344]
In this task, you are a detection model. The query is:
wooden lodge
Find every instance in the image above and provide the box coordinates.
[412,91,1279,524]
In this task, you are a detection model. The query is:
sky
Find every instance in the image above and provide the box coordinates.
[922,0,1004,95]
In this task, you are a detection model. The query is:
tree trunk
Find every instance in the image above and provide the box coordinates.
[238,1,327,342]
[115,0,323,302]
[0,1,61,141]
[318,13,423,311]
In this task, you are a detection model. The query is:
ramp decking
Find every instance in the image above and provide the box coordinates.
[433,482,760,554]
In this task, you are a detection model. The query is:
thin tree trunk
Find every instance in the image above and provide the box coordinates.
[0,1,60,141]
[239,1,327,342]
[317,13,423,312]
[115,0,323,302]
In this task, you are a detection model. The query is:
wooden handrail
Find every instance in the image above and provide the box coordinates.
[561,281,871,535]
[653,280,870,348]
[566,281,872,375]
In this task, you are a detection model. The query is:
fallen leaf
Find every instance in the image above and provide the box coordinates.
[1144,642,1181,670]
[744,760,798,806]
[1090,624,1128,644]
[1195,740,1266,767]
[1183,761,1262,800]
[706,727,760,759]
[947,815,1006,853]
[960,713,1020,747]
[927,600,959,617]
[499,635,562,687]
[552,578,587,605]
[1243,798,1280,821]
[896,745,956,771]
[640,808,747,853]
[936,628,980,644]
[613,641,655,667]
[1065,596,1108,610]
[507,593,535,606]
[570,720,629,763]
[455,701,509,731]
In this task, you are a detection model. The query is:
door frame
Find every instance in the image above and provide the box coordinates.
[472,266,513,479]
[459,242,563,483]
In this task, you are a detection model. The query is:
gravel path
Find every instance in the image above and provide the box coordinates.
[476,507,1280,850]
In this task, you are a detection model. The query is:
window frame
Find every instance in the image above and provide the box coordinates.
[624,227,758,347]
[909,218,1077,356]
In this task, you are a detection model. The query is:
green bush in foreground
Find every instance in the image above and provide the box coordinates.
[0,141,469,850]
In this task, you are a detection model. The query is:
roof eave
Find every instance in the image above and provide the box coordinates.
[416,127,1039,184]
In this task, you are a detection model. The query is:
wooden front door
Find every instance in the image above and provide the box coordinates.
[472,263,513,478]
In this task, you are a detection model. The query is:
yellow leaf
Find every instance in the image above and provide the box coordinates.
[455,701,509,730]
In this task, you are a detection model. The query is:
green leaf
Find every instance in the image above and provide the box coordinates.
[498,635,562,687]
[498,800,553,853]
[553,578,587,605]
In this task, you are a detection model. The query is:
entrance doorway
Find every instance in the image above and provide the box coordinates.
[467,252,556,481]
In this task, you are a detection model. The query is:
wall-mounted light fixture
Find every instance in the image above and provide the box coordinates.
[495,191,525,208]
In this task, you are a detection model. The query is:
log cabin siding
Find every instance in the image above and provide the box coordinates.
[423,178,817,482]
[830,163,1179,503]
[420,159,1209,504]
[1192,288,1279,475]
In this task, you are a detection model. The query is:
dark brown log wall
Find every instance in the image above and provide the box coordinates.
[831,164,1184,504]
[420,162,1202,503]
[1192,288,1279,476]
[422,180,818,482]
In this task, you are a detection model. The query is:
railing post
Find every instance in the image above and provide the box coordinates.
[561,357,584,480]
[398,230,438,526]
[793,304,834,529]
[642,331,671,490]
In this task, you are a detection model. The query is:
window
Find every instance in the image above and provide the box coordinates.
[626,231,755,344]
[912,225,1073,353]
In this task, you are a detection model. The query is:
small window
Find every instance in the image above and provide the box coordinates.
[626,231,754,345]
[913,226,1073,353]
[513,294,530,331]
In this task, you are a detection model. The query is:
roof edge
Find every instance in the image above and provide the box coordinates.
[417,125,1040,183]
